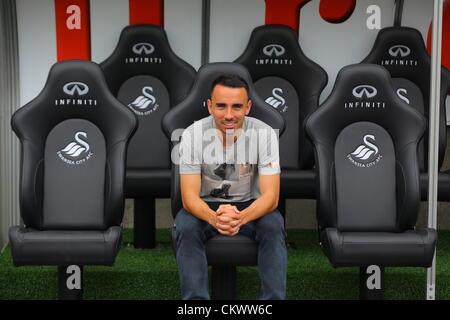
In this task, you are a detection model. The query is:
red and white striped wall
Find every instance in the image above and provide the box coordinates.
[16,0,202,105]
[14,0,448,110]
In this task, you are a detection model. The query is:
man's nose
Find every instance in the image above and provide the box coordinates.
[225,107,233,119]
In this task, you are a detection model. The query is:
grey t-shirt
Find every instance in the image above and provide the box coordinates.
[179,115,280,202]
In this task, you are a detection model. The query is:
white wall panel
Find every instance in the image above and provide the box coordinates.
[92,0,203,69]
[16,0,56,106]
[299,0,434,103]
[1,0,21,250]
[209,0,265,63]
[402,0,434,37]
[165,0,202,70]
[90,0,129,63]
[299,0,396,102]
[17,0,203,101]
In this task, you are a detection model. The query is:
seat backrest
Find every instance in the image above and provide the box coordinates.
[362,26,450,170]
[100,24,196,169]
[162,62,285,216]
[306,64,426,233]
[392,78,426,170]
[12,60,137,230]
[235,25,328,170]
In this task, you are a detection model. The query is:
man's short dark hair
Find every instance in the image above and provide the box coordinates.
[211,74,249,96]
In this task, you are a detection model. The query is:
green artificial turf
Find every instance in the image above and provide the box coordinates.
[1,229,449,300]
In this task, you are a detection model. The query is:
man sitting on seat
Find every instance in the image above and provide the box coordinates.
[176,74,287,300]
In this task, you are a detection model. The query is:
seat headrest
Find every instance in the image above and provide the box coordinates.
[235,24,328,170]
[100,24,196,104]
[363,27,450,98]
[12,60,137,145]
[162,62,285,139]
[306,63,426,147]
[362,26,450,169]
[235,24,328,95]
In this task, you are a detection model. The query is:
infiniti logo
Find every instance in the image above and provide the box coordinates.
[263,44,285,57]
[132,43,155,55]
[388,45,411,58]
[63,82,89,96]
[352,85,378,99]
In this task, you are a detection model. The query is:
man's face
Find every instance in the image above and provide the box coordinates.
[207,84,252,136]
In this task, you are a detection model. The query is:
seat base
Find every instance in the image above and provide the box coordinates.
[321,227,436,267]
[206,234,258,266]
[9,226,122,266]
[171,226,258,266]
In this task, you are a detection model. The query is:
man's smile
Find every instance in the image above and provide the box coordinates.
[222,121,237,129]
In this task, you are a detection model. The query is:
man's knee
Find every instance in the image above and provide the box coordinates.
[255,210,286,238]
[175,209,205,242]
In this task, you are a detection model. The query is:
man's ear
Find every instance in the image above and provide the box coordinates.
[207,99,212,115]
[245,99,252,115]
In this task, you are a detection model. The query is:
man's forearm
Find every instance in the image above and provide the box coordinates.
[182,194,216,225]
[240,194,278,225]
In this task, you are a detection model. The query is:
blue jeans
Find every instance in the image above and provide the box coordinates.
[174,201,287,300]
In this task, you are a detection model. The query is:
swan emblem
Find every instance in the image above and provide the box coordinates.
[128,87,157,110]
[265,88,286,109]
[396,88,410,105]
[350,134,379,161]
[61,132,90,158]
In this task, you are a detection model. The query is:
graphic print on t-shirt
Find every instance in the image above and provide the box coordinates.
[202,163,255,200]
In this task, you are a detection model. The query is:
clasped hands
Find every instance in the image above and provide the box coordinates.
[212,204,243,236]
